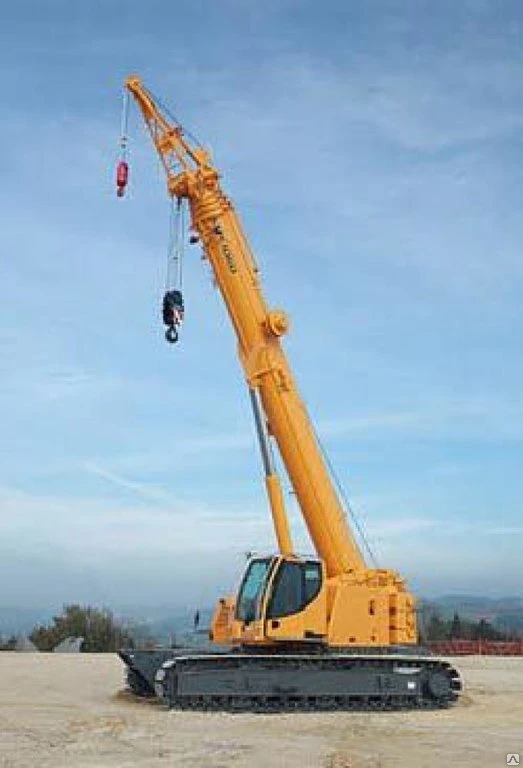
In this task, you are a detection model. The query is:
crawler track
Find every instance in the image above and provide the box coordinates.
[153,652,462,712]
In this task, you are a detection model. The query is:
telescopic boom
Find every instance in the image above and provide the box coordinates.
[125,75,365,578]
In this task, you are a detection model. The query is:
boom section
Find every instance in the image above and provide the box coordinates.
[126,77,366,578]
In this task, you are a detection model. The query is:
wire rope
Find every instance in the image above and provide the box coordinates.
[312,425,379,568]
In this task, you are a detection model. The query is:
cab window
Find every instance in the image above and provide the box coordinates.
[236,558,273,623]
[267,560,322,619]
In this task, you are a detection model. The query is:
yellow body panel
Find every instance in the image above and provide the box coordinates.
[209,595,236,644]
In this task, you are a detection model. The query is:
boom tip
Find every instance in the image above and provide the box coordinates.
[125,74,142,91]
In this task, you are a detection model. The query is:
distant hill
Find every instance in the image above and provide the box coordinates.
[430,595,523,613]
[419,595,523,634]
[120,607,214,646]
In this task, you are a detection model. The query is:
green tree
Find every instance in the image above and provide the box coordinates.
[30,604,135,652]
[449,612,462,639]
[0,634,18,651]
[473,618,503,641]
[425,612,447,641]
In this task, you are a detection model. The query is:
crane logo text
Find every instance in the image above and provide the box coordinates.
[215,225,238,274]
[222,240,238,274]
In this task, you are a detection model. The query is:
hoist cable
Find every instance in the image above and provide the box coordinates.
[165,198,185,291]
[179,200,185,289]
[166,199,178,290]
[312,425,379,568]
[119,89,130,158]
[144,86,204,149]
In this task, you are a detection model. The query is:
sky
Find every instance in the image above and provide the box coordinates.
[0,0,522,613]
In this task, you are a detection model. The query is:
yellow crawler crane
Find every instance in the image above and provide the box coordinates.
[119,76,461,711]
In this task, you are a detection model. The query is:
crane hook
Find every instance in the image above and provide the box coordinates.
[116,89,130,197]
[162,289,184,345]
[165,325,179,344]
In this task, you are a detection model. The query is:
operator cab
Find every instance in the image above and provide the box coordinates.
[236,555,323,625]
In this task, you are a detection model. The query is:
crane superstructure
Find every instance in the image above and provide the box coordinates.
[117,77,461,710]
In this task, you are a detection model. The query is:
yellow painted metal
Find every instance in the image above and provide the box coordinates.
[209,595,236,644]
[265,473,293,556]
[127,77,418,647]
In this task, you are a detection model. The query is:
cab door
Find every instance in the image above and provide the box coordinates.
[264,559,327,643]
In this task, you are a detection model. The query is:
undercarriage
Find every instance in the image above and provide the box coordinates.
[119,647,462,711]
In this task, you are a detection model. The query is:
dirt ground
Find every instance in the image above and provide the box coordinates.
[0,653,522,767]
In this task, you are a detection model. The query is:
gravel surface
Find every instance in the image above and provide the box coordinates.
[0,653,522,767]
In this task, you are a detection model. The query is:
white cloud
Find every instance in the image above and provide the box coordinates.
[82,462,181,506]
[368,516,437,537]
[0,477,521,606]
[320,394,523,443]
[0,484,270,553]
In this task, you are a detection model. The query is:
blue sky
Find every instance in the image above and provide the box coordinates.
[1,0,522,611]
